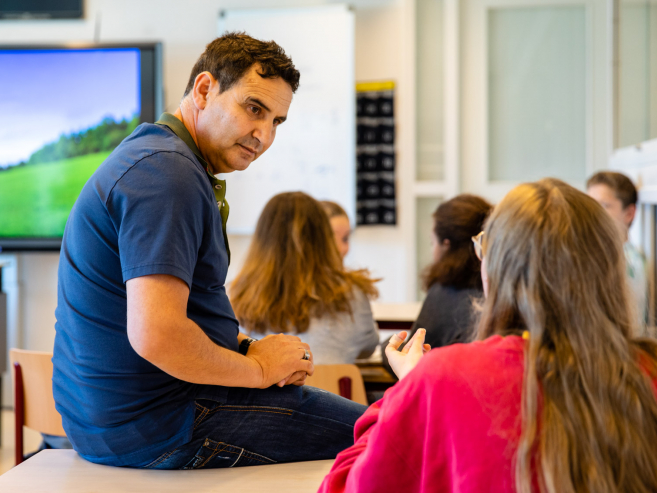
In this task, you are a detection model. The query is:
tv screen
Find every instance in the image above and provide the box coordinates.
[0,43,163,251]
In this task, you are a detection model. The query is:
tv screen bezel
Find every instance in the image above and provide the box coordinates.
[0,0,83,20]
[0,42,163,252]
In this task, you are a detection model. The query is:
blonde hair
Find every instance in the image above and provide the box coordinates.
[477,178,657,493]
[320,200,348,220]
[230,192,377,334]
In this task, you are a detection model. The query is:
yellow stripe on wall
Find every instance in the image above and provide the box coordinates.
[356,81,395,92]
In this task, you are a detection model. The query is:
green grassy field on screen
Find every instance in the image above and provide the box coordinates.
[0,151,111,237]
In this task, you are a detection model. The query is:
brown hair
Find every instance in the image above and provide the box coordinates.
[230,192,377,334]
[423,194,492,290]
[477,178,657,493]
[586,171,638,209]
[184,32,300,97]
[320,200,348,220]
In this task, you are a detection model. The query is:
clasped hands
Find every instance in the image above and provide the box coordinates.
[243,329,430,389]
[245,333,314,389]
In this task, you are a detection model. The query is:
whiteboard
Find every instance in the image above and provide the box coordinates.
[218,4,355,234]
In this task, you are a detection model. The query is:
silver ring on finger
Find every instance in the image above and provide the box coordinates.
[302,349,310,361]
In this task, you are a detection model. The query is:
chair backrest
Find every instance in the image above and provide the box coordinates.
[10,349,65,436]
[305,364,368,405]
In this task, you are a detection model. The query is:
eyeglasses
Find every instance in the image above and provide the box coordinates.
[472,231,485,261]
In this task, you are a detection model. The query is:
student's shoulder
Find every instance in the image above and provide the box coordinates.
[414,335,525,382]
[425,282,481,303]
[348,284,370,304]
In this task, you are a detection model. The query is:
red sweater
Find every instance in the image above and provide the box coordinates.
[320,335,657,492]
[319,335,526,493]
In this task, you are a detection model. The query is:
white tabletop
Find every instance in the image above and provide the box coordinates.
[371,302,422,322]
[0,450,335,493]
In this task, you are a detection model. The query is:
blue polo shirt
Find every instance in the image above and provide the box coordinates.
[53,114,239,466]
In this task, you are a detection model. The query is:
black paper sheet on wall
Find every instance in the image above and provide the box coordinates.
[356,81,396,226]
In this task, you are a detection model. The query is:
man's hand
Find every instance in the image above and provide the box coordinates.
[245,334,314,388]
[385,329,431,380]
[127,275,309,389]
[278,340,315,387]
[281,370,309,387]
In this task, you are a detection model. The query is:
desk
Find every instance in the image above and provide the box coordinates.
[0,450,335,493]
[356,346,397,394]
[371,302,421,330]
[358,365,396,386]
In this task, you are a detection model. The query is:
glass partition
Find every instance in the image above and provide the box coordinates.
[488,6,586,182]
[617,0,657,148]
[416,0,444,181]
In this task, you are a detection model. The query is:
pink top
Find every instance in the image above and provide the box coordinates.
[319,335,525,493]
[319,335,657,493]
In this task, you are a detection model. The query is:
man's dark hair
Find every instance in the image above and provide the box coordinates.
[586,171,638,209]
[183,32,300,97]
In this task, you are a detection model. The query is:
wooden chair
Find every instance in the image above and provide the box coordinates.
[305,364,368,405]
[10,349,66,466]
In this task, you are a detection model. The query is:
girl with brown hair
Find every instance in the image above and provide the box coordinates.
[230,192,380,365]
[381,194,492,375]
[320,200,352,260]
[319,178,657,493]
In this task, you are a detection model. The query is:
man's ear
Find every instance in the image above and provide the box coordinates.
[624,203,636,229]
[191,72,215,110]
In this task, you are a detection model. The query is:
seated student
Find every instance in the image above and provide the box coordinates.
[320,200,351,260]
[587,171,648,331]
[230,192,380,365]
[381,194,492,375]
[319,178,657,493]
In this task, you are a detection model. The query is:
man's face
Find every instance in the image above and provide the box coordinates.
[587,183,635,240]
[196,65,293,174]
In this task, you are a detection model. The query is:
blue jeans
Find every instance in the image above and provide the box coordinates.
[136,384,367,469]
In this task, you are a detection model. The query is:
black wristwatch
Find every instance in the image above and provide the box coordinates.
[239,337,257,355]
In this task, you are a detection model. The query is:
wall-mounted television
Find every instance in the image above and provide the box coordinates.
[0,0,83,19]
[0,43,163,251]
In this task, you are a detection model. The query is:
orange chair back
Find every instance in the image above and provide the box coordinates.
[305,364,368,405]
[10,349,66,465]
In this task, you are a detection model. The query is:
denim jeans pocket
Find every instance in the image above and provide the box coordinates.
[193,401,210,429]
[141,447,182,469]
[183,439,277,469]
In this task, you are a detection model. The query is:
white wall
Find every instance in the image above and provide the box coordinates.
[0,0,413,404]
[227,0,413,305]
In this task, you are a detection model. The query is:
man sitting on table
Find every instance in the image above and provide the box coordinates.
[52,33,366,469]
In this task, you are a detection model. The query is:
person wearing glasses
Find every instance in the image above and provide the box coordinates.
[381,194,492,376]
[319,178,657,493]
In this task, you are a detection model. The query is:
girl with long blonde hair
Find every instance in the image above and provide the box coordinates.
[230,191,379,364]
[319,178,657,493]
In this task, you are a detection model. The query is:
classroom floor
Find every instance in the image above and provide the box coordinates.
[0,408,42,475]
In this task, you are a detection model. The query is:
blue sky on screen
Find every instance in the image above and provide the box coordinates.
[0,48,140,167]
